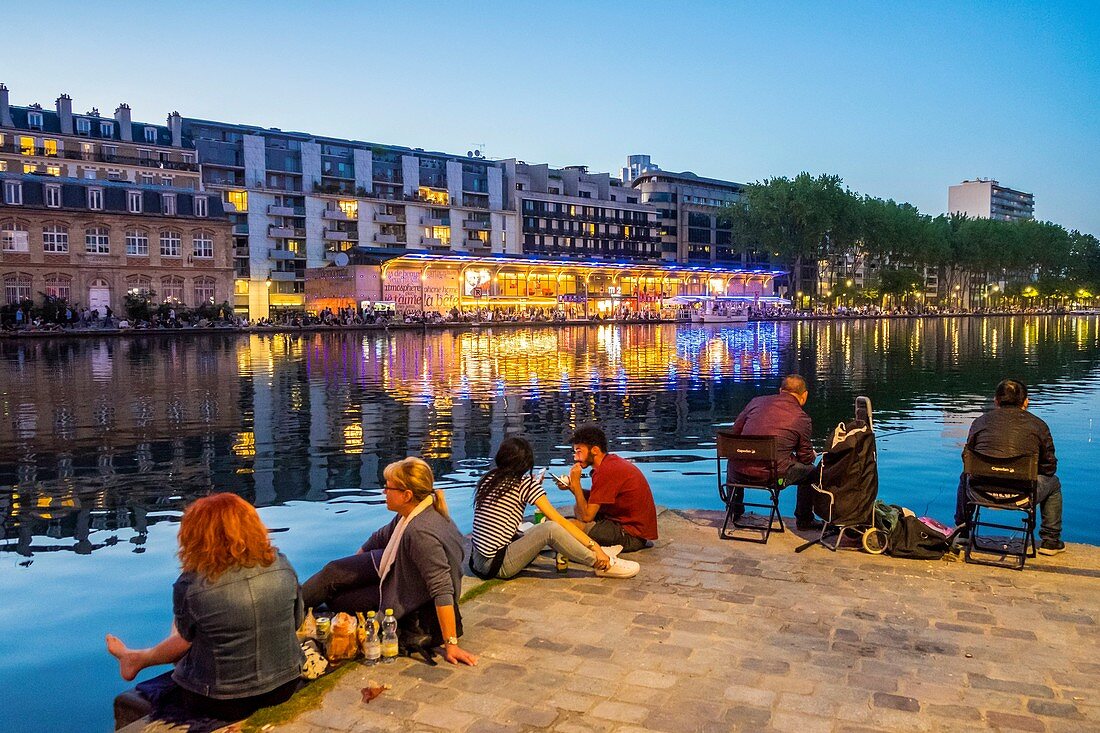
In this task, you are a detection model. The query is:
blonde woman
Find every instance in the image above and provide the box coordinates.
[302,457,476,666]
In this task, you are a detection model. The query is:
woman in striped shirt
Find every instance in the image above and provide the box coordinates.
[469,437,639,580]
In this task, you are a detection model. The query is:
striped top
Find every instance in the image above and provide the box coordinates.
[470,474,547,558]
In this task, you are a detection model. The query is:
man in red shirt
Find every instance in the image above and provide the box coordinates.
[562,425,658,553]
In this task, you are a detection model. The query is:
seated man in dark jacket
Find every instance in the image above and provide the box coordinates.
[728,374,821,531]
[954,378,1064,555]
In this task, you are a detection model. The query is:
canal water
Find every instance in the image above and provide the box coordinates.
[1,316,1098,732]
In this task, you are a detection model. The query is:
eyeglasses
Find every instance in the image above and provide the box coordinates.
[382,485,406,493]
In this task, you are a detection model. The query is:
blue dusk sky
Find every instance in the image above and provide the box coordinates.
[3,1,1097,234]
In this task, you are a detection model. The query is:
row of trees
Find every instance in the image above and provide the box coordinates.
[723,173,1100,305]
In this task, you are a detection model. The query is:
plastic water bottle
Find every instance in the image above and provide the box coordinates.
[380,608,399,663]
[363,611,381,665]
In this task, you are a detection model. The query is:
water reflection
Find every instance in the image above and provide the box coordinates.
[1,316,1098,560]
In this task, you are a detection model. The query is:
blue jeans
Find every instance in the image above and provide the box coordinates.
[954,473,1062,542]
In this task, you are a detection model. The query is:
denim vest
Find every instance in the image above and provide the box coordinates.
[172,552,304,699]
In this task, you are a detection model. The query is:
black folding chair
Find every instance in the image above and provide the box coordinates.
[716,432,785,543]
[962,450,1038,570]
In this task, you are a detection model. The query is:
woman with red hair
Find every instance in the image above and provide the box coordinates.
[107,493,304,722]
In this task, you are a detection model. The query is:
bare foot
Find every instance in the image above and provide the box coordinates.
[105,634,143,681]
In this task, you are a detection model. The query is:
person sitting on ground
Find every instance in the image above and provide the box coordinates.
[954,378,1065,555]
[469,437,640,580]
[105,493,304,723]
[301,457,477,665]
[558,424,658,553]
[728,374,822,531]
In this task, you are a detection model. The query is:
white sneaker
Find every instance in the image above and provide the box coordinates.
[595,555,640,579]
[601,544,623,559]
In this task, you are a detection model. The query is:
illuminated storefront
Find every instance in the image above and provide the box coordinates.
[305,252,784,316]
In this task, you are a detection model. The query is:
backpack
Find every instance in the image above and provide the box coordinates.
[888,511,950,560]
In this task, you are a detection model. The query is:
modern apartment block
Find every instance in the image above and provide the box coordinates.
[948,179,1034,223]
[623,155,752,265]
[181,119,515,317]
[502,160,661,262]
[0,84,199,189]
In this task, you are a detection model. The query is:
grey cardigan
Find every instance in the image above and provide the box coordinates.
[360,508,464,619]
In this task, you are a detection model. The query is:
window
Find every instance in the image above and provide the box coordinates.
[19,136,35,155]
[45,164,61,176]
[161,193,176,215]
[140,173,154,185]
[76,118,91,135]
[42,224,69,253]
[182,153,194,164]
[0,161,6,172]
[225,190,247,211]
[1,222,29,251]
[127,191,143,213]
[192,230,213,258]
[4,274,32,304]
[106,169,122,181]
[82,169,97,180]
[193,277,215,305]
[85,226,110,254]
[102,145,118,161]
[80,142,94,160]
[3,181,22,205]
[161,276,183,302]
[45,184,61,208]
[23,162,38,174]
[160,175,174,187]
[28,112,43,130]
[193,196,208,217]
[44,273,72,301]
[138,149,153,162]
[87,187,103,210]
[126,275,152,296]
[43,139,58,156]
[126,229,149,256]
[160,230,181,257]
[144,127,157,143]
[99,121,113,137]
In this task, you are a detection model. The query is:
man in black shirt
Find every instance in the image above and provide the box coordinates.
[954,379,1064,555]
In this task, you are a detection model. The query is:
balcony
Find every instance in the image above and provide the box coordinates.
[268,225,305,239]
[421,216,448,227]
[373,233,398,245]
[373,213,404,224]
[232,223,250,235]
[234,246,250,257]
[268,204,297,216]
[322,208,350,221]
[268,270,298,281]
[269,248,298,260]
[421,237,447,248]
[323,229,349,241]
[463,219,490,231]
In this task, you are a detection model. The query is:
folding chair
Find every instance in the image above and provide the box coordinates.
[962,450,1038,570]
[716,432,784,543]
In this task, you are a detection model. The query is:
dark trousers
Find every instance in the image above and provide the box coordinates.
[731,461,818,523]
[586,518,649,552]
[954,473,1063,542]
[301,548,384,613]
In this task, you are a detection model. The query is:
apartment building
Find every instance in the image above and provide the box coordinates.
[503,160,661,263]
[1,173,232,313]
[181,119,516,318]
[0,84,199,191]
[949,179,1034,223]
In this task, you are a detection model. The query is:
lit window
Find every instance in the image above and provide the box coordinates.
[23,163,37,174]
[43,139,58,156]
[161,193,177,215]
[43,224,69,252]
[338,199,358,219]
[161,276,183,302]
[4,274,32,303]
[87,187,103,210]
[144,127,157,143]
[99,121,113,137]
[194,196,208,217]
[192,230,213,258]
[127,191,143,213]
[225,190,248,212]
[0,161,6,172]
[2,223,29,251]
[160,230,181,257]
[3,181,22,205]
[27,112,43,129]
[76,118,91,135]
[45,165,61,176]
[193,277,215,305]
[126,275,152,296]
[19,136,35,155]
[45,184,61,208]
[44,273,72,301]
[126,230,149,256]
[84,226,110,254]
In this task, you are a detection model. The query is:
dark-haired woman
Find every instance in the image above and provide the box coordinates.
[470,437,640,580]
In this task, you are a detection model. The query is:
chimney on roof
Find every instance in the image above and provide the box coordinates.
[115,103,132,141]
[56,93,73,134]
[167,111,181,147]
[0,84,11,128]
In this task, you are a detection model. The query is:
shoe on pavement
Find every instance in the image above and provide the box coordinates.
[796,519,825,532]
[1038,539,1066,556]
[595,555,640,579]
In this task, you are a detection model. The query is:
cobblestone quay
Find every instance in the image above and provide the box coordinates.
[158,509,1100,732]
